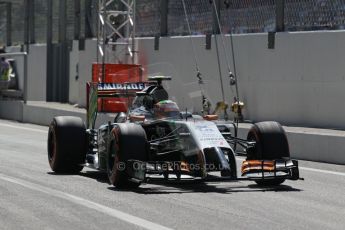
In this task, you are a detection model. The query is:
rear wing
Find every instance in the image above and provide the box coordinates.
[86,63,148,129]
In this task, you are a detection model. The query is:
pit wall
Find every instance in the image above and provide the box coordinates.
[10,30,345,129]
[69,31,345,129]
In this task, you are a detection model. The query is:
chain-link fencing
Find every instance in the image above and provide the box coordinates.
[34,0,47,43]
[1,0,345,46]
[11,1,25,45]
[285,0,345,31]
[220,0,276,34]
[167,0,213,36]
[136,0,161,37]
[0,4,6,45]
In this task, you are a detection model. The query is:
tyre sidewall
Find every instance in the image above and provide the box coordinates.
[107,124,148,188]
[47,116,86,173]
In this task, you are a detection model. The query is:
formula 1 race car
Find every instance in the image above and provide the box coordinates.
[47,64,300,188]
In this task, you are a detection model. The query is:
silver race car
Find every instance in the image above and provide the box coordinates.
[48,75,300,188]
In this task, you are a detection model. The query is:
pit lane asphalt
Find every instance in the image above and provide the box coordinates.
[0,119,344,230]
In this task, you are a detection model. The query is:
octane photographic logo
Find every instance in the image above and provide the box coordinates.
[114,161,225,171]
[116,161,126,171]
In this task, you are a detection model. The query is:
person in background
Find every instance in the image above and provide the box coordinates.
[0,56,11,81]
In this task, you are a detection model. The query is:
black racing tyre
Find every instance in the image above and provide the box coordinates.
[107,123,148,188]
[47,116,86,173]
[227,149,238,178]
[247,121,290,186]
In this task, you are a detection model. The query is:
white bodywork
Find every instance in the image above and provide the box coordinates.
[173,120,232,151]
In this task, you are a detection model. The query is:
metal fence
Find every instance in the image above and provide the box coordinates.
[11,1,25,45]
[0,4,6,44]
[135,0,161,37]
[34,0,48,43]
[220,0,276,34]
[167,0,213,36]
[1,0,345,46]
[285,0,345,31]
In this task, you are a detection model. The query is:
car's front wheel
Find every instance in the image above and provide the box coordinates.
[247,121,290,186]
[107,123,148,188]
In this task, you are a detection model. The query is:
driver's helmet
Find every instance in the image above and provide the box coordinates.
[153,100,180,119]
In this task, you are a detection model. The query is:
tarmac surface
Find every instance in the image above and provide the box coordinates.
[0,119,344,230]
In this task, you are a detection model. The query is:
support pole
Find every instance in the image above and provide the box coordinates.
[46,0,53,101]
[59,0,67,43]
[24,0,30,52]
[212,0,221,34]
[24,53,28,104]
[276,0,285,32]
[160,0,168,36]
[85,0,93,38]
[6,2,12,46]
[59,0,69,103]
[74,0,81,40]
[29,0,35,44]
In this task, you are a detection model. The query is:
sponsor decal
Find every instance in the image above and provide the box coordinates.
[193,123,230,148]
[98,82,147,91]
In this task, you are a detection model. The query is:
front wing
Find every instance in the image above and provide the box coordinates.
[125,158,300,183]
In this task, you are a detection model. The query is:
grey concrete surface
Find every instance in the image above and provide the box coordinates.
[0,119,344,230]
[26,44,47,101]
[23,101,86,126]
[0,100,23,121]
[22,101,116,128]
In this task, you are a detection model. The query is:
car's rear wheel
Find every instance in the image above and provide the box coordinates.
[47,116,86,173]
[107,123,148,188]
[247,121,290,186]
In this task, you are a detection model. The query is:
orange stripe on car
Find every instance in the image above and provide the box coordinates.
[241,160,276,174]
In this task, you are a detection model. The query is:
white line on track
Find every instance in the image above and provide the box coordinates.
[0,173,173,230]
[0,123,47,133]
[299,167,345,177]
